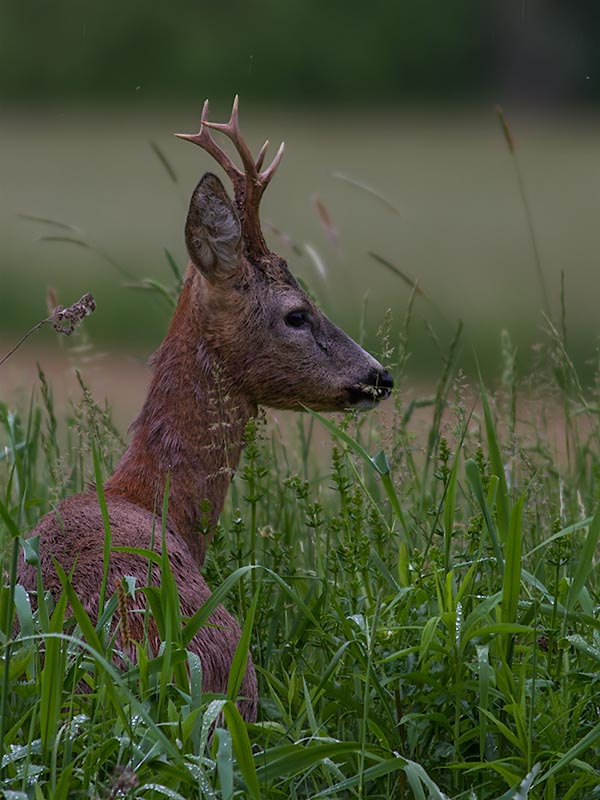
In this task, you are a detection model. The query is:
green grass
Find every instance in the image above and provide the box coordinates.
[2,301,600,798]
[3,109,600,797]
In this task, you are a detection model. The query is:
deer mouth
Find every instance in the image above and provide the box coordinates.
[346,371,394,409]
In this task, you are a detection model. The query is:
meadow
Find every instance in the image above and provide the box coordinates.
[1,108,600,798]
[3,108,600,372]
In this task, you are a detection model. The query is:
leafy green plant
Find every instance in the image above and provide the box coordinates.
[3,310,600,798]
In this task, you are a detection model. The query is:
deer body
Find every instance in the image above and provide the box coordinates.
[17,99,393,721]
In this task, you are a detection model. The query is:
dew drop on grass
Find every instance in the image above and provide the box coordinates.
[455,601,463,648]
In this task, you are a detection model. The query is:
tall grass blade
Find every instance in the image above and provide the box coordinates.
[332,172,403,215]
[39,588,68,756]
[443,451,460,572]
[215,728,234,800]
[465,458,503,568]
[227,586,259,704]
[254,741,366,784]
[477,644,491,762]
[566,501,600,611]
[501,493,525,634]
[164,248,183,284]
[403,760,450,799]
[368,251,423,294]
[17,213,79,231]
[524,516,592,558]
[313,756,408,797]
[181,565,257,647]
[540,718,600,781]
[91,439,112,618]
[480,379,510,540]
[496,106,551,319]
[221,701,261,799]
[150,140,179,184]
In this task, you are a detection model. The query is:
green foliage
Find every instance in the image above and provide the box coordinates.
[2,310,600,798]
[1,1,485,107]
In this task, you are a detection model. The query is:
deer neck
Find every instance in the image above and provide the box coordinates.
[105,270,255,565]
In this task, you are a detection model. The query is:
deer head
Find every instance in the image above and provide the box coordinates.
[175,96,393,412]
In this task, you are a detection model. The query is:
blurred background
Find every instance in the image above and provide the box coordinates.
[2,1,600,419]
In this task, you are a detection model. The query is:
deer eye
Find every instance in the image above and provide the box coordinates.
[285,310,309,329]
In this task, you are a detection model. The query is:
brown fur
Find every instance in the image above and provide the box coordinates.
[18,493,257,719]
[17,103,392,721]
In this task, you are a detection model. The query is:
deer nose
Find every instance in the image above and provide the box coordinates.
[365,367,394,400]
[378,369,394,392]
[345,366,394,408]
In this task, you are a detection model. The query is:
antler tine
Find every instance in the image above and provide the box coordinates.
[255,140,269,172]
[174,99,244,185]
[203,98,285,196]
[259,141,285,187]
[202,94,258,181]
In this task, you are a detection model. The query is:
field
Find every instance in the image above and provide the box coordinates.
[3,108,600,372]
[2,108,600,798]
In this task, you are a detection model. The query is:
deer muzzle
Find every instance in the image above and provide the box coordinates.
[346,367,394,409]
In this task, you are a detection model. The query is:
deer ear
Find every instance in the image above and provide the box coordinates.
[185,173,242,281]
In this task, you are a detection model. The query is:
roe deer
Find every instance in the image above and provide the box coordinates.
[18,97,393,721]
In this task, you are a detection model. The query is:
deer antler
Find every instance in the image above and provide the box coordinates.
[175,95,285,259]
